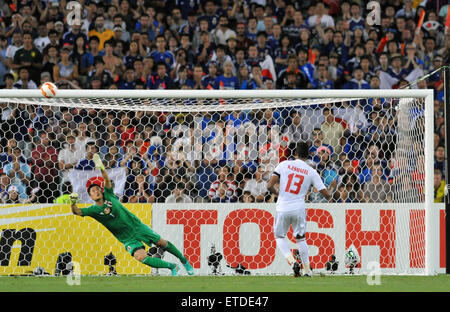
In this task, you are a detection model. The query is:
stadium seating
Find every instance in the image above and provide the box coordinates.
[0,0,448,204]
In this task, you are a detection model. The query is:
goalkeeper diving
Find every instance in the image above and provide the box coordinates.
[70,153,194,276]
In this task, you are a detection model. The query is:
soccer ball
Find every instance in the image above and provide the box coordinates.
[40,82,58,98]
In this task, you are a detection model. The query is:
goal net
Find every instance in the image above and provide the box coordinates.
[0,89,439,276]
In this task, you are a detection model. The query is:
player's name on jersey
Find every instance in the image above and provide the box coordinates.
[287,165,309,175]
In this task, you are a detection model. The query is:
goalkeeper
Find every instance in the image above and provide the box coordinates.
[70,153,194,276]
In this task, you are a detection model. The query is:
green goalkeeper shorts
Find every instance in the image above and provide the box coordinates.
[123,225,162,256]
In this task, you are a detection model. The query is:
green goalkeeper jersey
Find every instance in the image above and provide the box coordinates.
[80,187,145,243]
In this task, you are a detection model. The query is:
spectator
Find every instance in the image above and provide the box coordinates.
[191,63,206,89]
[88,56,114,88]
[333,184,351,203]
[88,35,101,59]
[165,182,193,203]
[246,65,265,89]
[296,47,314,85]
[395,0,416,19]
[179,11,199,41]
[343,66,371,89]
[2,147,30,198]
[210,44,232,73]
[363,163,392,203]
[116,112,137,149]
[13,67,37,89]
[0,139,23,169]
[273,33,296,73]
[199,0,220,31]
[350,26,366,49]
[226,35,238,59]
[2,104,33,151]
[435,145,445,176]
[354,53,372,79]
[71,36,94,79]
[434,169,445,203]
[326,31,350,66]
[88,15,115,50]
[243,167,268,202]
[74,122,94,155]
[12,31,43,85]
[235,21,253,51]
[386,53,408,82]
[33,23,50,53]
[320,107,344,156]
[211,181,235,203]
[307,2,334,29]
[213,60,239,89]
[0,173,11,202]
[30,131,59,203]
[235,64,250,89]
[58,135,85,183]
[148,61,175,89]
[208,165,236,202]
[47,29,60,48]
[103,145,123,169]
[132,58,146,83]
[171,47,188,79]
[113,24,130,44]
[282,110,308,144]
[315,146,339,190]
[173,65,194,89]
[1,73,14,89]
[122,153,149,202]
[102,39,125,77]
[62,23,87,49]
[313,63,334,89]
[42,45,59,81]
[348,2,364,30]
[129,173,155,203]
[277,54,308,89]
[149,34,175,69]
[246,44,276,83]
[255,31,272,60]
[75,141,98,170]
[191,18,211,53]
[3,184,37,204]
[196,30,215,66]
[4,32,22,68]
[53,46,78,83]
[212,14,236,46]
[118,66,137,89]
[241,190,255,203]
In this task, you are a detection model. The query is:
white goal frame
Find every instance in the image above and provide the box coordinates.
[0,89,438,275]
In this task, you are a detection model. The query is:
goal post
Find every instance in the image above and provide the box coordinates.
[0,89,440,276]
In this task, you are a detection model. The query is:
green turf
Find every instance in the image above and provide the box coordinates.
[1,275,449,292]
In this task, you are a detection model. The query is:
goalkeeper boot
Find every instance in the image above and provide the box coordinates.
[183,261,194,276]
[292,262,301,278]
[171,264,180,276]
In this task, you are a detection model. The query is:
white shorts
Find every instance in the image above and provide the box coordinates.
[273,208,306,239]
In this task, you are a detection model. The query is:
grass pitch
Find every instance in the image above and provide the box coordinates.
[1,274,449,292]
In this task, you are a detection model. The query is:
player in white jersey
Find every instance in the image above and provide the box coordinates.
[267,142,331,277]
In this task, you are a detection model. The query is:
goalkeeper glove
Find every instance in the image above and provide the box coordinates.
[93,153,105,170]
[69,193,80,205]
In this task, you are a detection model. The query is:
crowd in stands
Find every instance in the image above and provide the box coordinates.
[0,0,449,204]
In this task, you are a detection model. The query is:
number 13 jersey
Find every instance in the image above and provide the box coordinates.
[273,159,326,212]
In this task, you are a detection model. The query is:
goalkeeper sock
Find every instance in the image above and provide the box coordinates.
[142,256,175,269]
[164,241,188,264]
